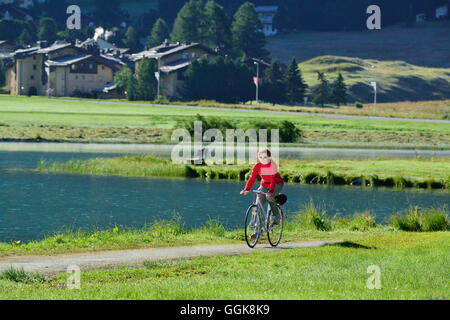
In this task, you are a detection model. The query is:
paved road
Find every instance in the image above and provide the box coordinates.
[0,240,342,275]
[50,99,450,124]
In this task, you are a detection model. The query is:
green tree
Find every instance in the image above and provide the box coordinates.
[313,71,331,108]
[122,26,141,52]
[158,0,188,25]
[93,0,127,28]
[184,56,253,103]
[114,66,134,97]
[38,17,58,44]
[284,57,308,105]
[204,0,231,51]
[261,60,286,105]
[331,73,348,106]
[0,68,5,89]
[147,18,170,48]
[18,28,33,46]
[0,19,23,41]
[135,58,158,101]
[171,0,207,43]
[231,2,268,59]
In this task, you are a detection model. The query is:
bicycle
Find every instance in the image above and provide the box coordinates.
[243,190,286,248]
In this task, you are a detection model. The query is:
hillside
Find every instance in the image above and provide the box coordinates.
[267,21,450,69]
[298,56,450,103]
[70,0,158,17]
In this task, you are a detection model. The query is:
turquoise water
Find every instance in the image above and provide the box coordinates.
[0,151,448,243]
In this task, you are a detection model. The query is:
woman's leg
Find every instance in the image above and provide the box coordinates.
[256,186,268,210]
[267,184,283,221]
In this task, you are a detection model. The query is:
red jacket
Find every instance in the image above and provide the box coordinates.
[244,160,284,193]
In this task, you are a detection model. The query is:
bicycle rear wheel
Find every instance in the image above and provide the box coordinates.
[267,207,284,247]
[244,204,260,248]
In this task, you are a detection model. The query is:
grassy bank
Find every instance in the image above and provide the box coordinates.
[1,95,449,148]
[37,155,450,190]
[0,206,448,299]
[297,56,450,103]
[1,203,447,257]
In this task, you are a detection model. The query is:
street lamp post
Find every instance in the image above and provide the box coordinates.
[156,57,161,100]
[254,61,259,105]
[371,65,377,116]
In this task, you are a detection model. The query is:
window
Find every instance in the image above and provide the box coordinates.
[33,65,37,70]
[71,65,76,71]
[89,64,93,70]
[30,75,34,80]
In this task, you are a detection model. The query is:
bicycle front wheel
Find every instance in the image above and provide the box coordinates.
[267,207,284,247]
[244,204,260,248]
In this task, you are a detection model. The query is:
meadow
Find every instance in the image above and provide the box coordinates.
[0,95,449,149]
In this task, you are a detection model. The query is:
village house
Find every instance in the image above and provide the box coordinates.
[0,40,15,53]
[4,40,124,97]
[131,41,219,99]
[435,4,448,19]
[256,6,278,37]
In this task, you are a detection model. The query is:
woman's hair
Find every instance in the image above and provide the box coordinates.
[258,148,271,158]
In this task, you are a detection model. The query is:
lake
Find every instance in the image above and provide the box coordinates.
[0,149,448,243]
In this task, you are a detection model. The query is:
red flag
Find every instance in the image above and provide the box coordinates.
[253,77,259,87]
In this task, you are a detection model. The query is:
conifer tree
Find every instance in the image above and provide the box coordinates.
[147,18,170,48]
[284,57,308,105]
[331,73,348,106]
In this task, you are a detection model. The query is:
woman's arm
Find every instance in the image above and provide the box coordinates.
[244,163,260,191]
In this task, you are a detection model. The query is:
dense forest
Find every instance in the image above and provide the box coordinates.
[159,0,450,31]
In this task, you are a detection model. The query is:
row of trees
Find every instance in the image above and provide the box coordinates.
[114,55,348,107]
[260,58,348,107]
[149,0,268,59]
[0,17,95,46]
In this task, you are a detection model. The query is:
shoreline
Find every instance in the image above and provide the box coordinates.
[1,141,450,154]
[36,156,450,190]
[0,205,447,257]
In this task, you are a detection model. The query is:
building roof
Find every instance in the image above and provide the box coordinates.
[45,53,123,71]
[160,59,192,73]
[131,42,217,62]
[45,54,92,67]
[256,6,279,13]
[12,41,74,58]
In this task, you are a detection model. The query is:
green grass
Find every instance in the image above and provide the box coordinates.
[0,204,447,299]
[1,202,447,258]
[267,21,450,68]
[0,95,449,148]
[0,231,448,299]
[391,206,449,232]
[37,155,450,190]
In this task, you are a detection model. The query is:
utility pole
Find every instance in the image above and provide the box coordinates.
[156,57,161,100]
[371,65,377,116]
[254,61,259,105]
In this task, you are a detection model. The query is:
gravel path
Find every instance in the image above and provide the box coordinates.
[0,241,342,275]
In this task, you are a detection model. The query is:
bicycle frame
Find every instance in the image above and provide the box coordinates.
[248,190,274,233]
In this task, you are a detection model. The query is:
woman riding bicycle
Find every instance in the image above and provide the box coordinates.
[240,148,284,227]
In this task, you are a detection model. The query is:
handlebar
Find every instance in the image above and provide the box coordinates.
[241,190,271,196]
